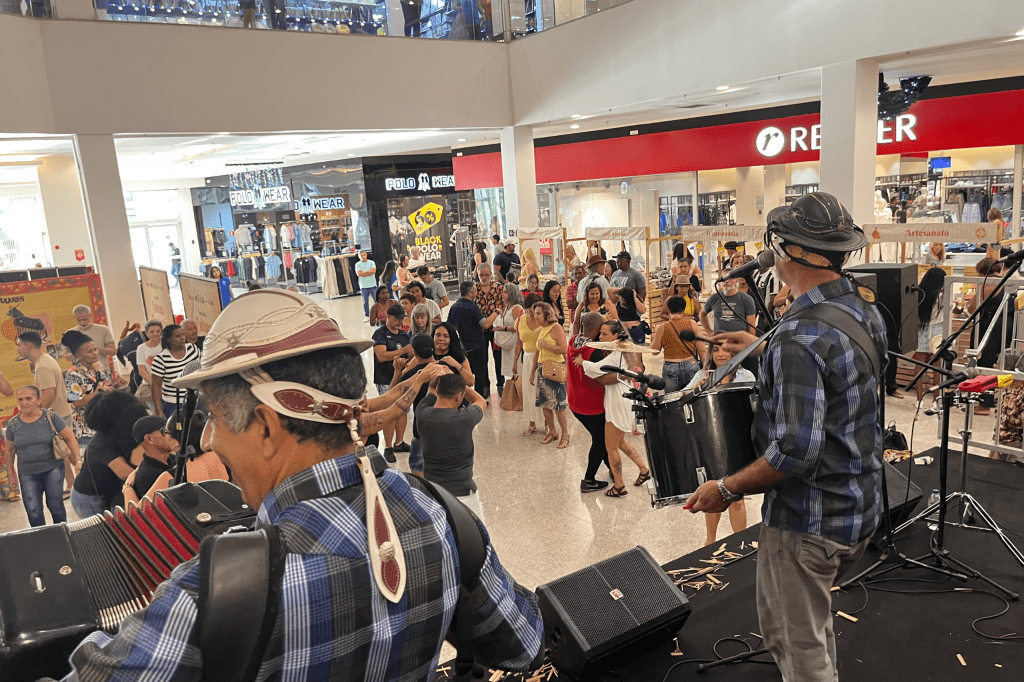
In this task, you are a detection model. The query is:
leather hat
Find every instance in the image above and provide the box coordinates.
[766,192,867,253]
[586,254,606,268]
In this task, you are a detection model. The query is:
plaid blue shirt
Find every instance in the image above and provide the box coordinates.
[755,277,887,547]
[61,448,542,681]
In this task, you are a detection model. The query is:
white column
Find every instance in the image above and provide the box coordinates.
[1013,145,1023,240]
[74,134,146,327]
[386,0,406,37]
[819,59,878,228]
[735,166,763,227]
[500,125,538,237]
[763,163,787,212]
[52,0,96,20]
[37,153,93,268]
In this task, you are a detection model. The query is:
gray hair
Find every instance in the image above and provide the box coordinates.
[145,319,163,332]
[72,305,91,316]
[503,283,524,307]
[410,304,433,335]
[17,385,41,398]
[200,348,366,451]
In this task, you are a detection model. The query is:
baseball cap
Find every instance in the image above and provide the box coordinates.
[132,415,167,445]
[613,250,632,260]
[503,237,517,246]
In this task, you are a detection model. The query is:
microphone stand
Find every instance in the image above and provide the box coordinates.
[855,257,1023,599]
[172,389,199,486]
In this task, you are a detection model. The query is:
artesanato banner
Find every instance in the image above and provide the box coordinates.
[584,226,649,241]
[864,222,996,243]
[516,226,563,240]
[178,274,222,337]
[683,225,763,242]
[0,274,108,424]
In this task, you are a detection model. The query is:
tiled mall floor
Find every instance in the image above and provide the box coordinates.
[0,291,1006,590]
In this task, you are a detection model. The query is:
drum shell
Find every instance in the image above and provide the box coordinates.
[643,385,757,505]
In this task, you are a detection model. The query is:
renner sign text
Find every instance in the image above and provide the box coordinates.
[755,115,918,157]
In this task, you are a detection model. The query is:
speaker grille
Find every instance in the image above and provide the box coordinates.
[543,549,682,648]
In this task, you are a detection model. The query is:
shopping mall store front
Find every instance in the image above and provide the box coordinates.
[453,79,1024,277]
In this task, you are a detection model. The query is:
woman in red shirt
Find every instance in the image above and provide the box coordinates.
[567,310,611,493]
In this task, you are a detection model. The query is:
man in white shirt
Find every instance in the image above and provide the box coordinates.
[408,246,426,270]
[417,266,449,310]
[66,305,116,359]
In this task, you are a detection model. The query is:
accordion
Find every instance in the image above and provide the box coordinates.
[0,480,254,682]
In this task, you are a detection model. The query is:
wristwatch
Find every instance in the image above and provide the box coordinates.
[717,477,743,504]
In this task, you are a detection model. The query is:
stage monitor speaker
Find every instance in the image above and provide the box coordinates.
[849,263,919,353]
[871,460,924,548]
[537,546,691,680]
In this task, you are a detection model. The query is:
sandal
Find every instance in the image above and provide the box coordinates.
[523,423,537,437]
[605,485,628,498]
[634,470,652,487]
[540,431,558,445]
[557,435,570,449]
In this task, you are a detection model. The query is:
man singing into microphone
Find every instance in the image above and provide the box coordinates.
[687,193,887,682]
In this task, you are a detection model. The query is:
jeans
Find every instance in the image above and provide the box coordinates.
[163,401,179,419]
[71,487,106,519]
[466,348,490,399]
[21,464,66,527]
[361,287,376,317]
[408,438,424,473]
[401,0,421,36]
[663,359,699,394]
[572,411,609,480]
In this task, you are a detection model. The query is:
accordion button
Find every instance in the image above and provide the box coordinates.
[60,566,72,576]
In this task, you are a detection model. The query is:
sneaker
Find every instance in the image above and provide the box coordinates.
[580,479,610,493]
[363,317,370,323]
[383,447,397,464]
[393,441,411,453]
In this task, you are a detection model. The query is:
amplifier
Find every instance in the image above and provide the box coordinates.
[537,546,691,679]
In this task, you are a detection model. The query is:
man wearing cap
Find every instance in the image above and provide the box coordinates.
[607,250,646,305]
[492,238,521,282]
[128,416,178,501]
[687,193,886,682]
[576,254,610,304]
[58,289,542,681]
[372,304,415,461]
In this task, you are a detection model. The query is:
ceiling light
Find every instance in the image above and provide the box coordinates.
[347,153,355,157]
[716,85,730,91]
[570,114,582,119]
[457,138,467,142]
[570,124,580,129]
[1016,27,1024,36]
[217,132,230,136]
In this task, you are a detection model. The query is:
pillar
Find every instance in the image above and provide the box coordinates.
[819,59,878,228]
[735,166,763,227]
[763,163,787,213]
[74,134,146,327]
[38,153,93,268]
[500,126,538,238]
[1013,145,1023,240]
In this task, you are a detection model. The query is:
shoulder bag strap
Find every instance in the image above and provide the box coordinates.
[790,302,882,380]
[44,409,58,436]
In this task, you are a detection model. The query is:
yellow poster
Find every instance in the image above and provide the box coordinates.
[0,274,108,424]
[409,202,444,235]
[179,274,222,336]
[139,266,174,325]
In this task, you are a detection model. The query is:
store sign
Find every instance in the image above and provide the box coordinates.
[755,116,917,157]
[384,173,457,193]
[297,195,348,212]
[229,185,291,209]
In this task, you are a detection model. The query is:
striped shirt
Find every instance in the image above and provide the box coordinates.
[150,345,200,404]
[755,277,887,547]
[61,448,543,682]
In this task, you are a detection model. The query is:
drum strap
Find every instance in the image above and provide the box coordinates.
[791,303,882,380]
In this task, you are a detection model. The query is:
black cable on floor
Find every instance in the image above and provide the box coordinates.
[659,635,775,682]
[831,580,870,616]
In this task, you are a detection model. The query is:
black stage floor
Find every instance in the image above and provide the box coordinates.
[443,450,1024,681]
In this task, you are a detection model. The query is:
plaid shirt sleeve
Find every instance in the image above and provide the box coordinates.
[62,560,203,682]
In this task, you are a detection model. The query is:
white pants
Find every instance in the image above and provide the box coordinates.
[521,351,542,425]
[457,490,485,524]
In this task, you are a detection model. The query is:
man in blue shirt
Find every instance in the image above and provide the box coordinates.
[356,250,378,322]
[687,193,885,682]
[58,289,543,681]
[448,281,498,400]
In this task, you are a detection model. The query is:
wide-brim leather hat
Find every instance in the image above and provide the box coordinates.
[586,254,606,268]
[766,192,867,253]
[171,289,372,390]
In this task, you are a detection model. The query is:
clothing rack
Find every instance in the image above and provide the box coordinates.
[697,190,736,226]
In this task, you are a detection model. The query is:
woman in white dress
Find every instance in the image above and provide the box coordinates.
[493,283,525,386]
[579,320,651,498]
[683,342,754,544]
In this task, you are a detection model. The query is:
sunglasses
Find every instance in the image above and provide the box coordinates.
[159,428,170,436]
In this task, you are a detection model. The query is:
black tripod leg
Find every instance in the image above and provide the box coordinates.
[936,549,1019,600]
[696,648,772,673]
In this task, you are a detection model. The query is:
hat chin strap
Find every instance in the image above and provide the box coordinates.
[240,366,408,604]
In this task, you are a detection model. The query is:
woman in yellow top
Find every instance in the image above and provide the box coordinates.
[513,292,544,436]
[659,276,701,323]
[529,302,570,448]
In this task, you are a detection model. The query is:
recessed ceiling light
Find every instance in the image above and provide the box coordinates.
[570,114,582,119]
[347,153,355,157]
[217,132,230,136]
[716,85,730,91]
[457,138,467,142]
[570,124,580,129]
[1016,27,1024,36]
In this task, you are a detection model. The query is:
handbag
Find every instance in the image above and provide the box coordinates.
[45,410,73,460]
[494,310,518,350]
[499,375,523,412]
[541,360,567,384]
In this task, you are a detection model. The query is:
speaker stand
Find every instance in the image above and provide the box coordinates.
[696,648,772,673]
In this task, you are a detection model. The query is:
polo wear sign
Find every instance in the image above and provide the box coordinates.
[297,195,349,212]
[229,168,291,209]
[380,173,457,196]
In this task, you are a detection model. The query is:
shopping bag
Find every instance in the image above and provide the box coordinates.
[500,375,523,412]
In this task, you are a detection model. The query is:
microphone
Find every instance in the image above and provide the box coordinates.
[929,367,982,393]
[600,364,667,391]
[717,250,775,282]
[995,250,1024,266]
[958,373,1013,393]
[679,328,714,345]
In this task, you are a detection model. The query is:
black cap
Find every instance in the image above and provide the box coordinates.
[723,241,740,250]
[132,415,166,445]
[411,333,435,359]
[613,250,632,260]
[387,304,406,319]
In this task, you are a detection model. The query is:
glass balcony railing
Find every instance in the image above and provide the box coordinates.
[1,0,636,40]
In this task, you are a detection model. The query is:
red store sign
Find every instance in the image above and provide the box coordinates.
[454,89,1024,189]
